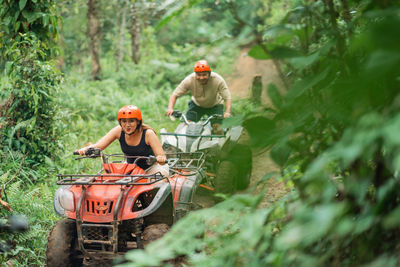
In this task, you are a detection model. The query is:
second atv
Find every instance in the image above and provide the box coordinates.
[160,111,252,195]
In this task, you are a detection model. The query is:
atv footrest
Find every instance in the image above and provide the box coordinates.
[81,223,113,229]
[83,240,112,245]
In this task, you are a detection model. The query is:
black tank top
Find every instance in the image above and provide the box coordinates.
[119,129,154,169]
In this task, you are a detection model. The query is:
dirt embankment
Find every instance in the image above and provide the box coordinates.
[227,48,289,206]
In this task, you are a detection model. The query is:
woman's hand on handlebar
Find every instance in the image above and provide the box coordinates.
[75,143,94,156]
[75,147,89,156]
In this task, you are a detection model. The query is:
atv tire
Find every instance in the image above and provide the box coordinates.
[142,224,170,247]
[234,145,252,190]
[46,219,82,267]
[215,160,237,195]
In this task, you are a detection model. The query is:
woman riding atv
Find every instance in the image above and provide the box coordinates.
[76,105,168,176]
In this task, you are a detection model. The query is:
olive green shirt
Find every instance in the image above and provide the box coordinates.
[172,72,231,108]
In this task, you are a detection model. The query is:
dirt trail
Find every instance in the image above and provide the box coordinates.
[227,48,285,106]
[227,48,289,206]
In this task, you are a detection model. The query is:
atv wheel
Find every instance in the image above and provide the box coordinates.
[215,160,237,195]
[46,219,82,267]
[234,145,252,190]
[142,224,170,247]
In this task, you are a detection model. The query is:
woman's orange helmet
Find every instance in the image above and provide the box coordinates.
[117,105,142,121]
[194,60,211,72]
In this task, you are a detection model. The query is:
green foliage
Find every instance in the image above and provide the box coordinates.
[121,1,400,267]
[0,179,57,266]
[0,1,64,265]
[0,34,63,165]
[0,0,60,58]
[5,0,400,266]
[0,0,62,166]
[246,1,400,266]
[117,192,282,267]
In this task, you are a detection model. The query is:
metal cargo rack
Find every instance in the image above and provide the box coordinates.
[56,173,165,186]
[166,152,205,176]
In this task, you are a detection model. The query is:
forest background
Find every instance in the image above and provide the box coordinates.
[0,0,400,266]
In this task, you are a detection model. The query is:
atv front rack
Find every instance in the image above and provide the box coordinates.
[56,173,165,185]
[161,132,225,152]
[166,152,205,176]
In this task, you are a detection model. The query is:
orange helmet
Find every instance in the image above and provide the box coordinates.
[194,60,211,72]
[117,105,142,121]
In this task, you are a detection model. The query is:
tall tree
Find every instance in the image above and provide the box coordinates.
[87,0,102,80]
[116,0,128,71]
[129,0,141,64]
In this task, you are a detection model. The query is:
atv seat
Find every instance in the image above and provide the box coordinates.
[103,163,145,175]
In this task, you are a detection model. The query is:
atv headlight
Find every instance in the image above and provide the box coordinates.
[58,188,75,212]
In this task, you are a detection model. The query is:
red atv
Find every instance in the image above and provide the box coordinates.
[46,148,204,266]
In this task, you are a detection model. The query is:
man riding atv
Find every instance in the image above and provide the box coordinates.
[166,60,232,134]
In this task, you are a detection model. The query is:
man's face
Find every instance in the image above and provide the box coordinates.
[195,72,210,85]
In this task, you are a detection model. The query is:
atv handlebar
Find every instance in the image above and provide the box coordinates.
[73,147,102,158]
[202,114,223,126]
[171,110,182,118]
[73,148,158,166]
[171,110,223,126]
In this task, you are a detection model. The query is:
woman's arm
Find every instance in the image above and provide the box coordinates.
[146,130,166,164]
[77,126,121,155]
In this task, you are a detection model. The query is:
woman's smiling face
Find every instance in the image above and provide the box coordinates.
[120,118,138,134]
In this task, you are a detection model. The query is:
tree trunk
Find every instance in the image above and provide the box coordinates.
[87,0,102,80]
[339,0,351,23]
[129,2,141,64]
[116,3,127,71]
[323,0,345,58]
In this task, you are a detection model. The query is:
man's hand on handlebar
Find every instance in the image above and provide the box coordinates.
[166,109,182,118]
[166,108,174,117]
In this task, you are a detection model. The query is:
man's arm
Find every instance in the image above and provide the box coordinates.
[224,99,232,118]
[166,94,177,116]
[216,76,231,118]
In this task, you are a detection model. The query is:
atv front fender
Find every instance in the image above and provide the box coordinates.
[129,182,172,219]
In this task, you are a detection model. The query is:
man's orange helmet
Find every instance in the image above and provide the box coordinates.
[194,60,211,72]
[117,105,142,121]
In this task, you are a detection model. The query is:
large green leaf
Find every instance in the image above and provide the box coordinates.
[156,0,200,31]
[249,44,302,60]
[269,46,302,59]
[248,44,270,60]
[267,83,283,109]
[19,0,27,11]
[242,116,275,147]
[287,67,330,100]
[289,51,320,69]
[270,142,291,166]
[222,115,244,128]
[263,24,293,39]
